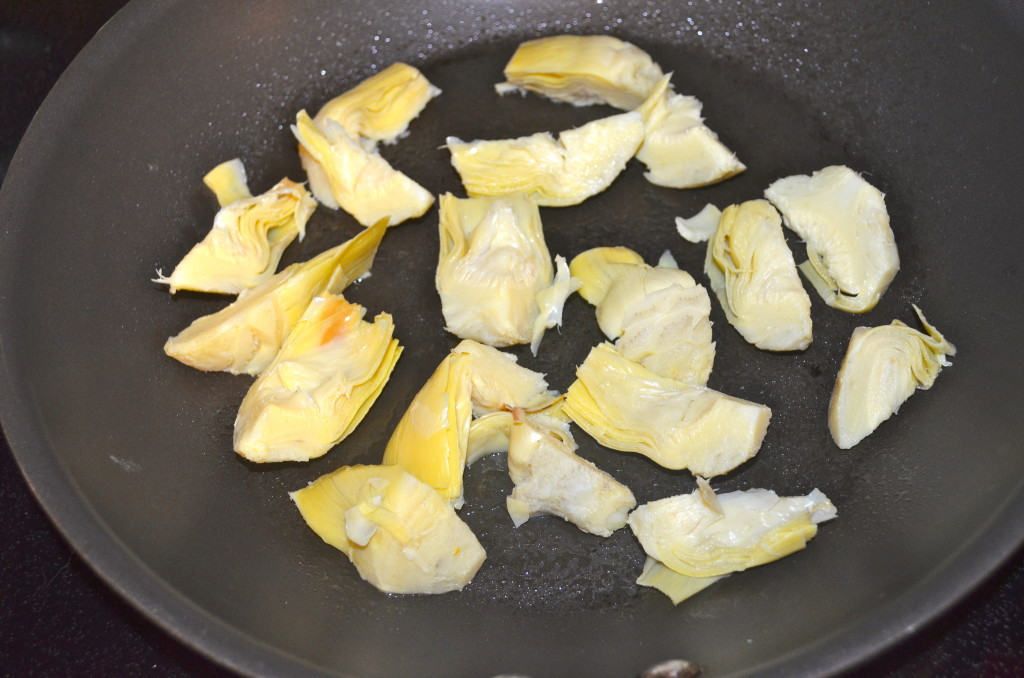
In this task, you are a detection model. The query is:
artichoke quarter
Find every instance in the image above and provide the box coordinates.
[495,34,665,110]
[445,110,644,207]
[563,343,770,477]
[155,158,315,295]
[233,295,401,463]
[163,219,386,375]
[293,110,433,227]
[629,482,837,603]
[570,247,715,385]
[636,76,746,189]
[705,199,813,351]
[765,165,899,313]
[290,464,486,594]
[829,305,956,449]
[505,412,636,537]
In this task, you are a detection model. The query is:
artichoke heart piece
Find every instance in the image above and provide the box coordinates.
[506,413,636,537]
[293,110,433,227]
[290,464,486,594]
[437,193,553,347]
[314,62,440,150]
[765,165,899,313]
[454,339,557,416]
[705,200,813,351]
[636,557,725,605]
[446,111,644,207]
[563,343,770,477]
[164,220,386,375]
[628,484,837,579]
[382,352,473,505]
[495,35,665,110]
[637,76,745,189]
[829,305,956,449]
[233,295,402,463]
[570,247,715,385]
[676,203,722,244]
[156,160,316,295]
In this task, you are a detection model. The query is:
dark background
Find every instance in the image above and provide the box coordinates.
[0,1,1021,676]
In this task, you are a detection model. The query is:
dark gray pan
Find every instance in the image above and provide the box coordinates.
[1,1,1022,676]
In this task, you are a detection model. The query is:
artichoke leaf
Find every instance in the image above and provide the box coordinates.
[636,557,725,605]
[163,220,386,375]
[530,254,582,356]
[382,352,473,505]
[764,165,899,313]
[495,34,664,110]
[705,199,812,351]
[454,339,557,416]
[675,203,722,244]
[156,160,315,295]
[628,484,837,578]
[233,294,402,462]
[636,76,745,189]
[436,193,553,347]
[446,111,644,207]
[563,343,770,477]
[506,412,636,537]
[293,110,433,227]
[829,305,956,449]
[290,464,486,594]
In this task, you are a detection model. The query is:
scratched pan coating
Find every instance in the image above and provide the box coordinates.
[1,1,1023,677]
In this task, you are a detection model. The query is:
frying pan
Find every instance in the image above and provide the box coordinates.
[2,1,1023,676]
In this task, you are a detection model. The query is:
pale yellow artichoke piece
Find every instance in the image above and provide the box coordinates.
[314,62,441,150]
[293,109,433,226]
[506,412,636,537]
[530,254,582,355]
[705,200,813,351]
[765,165,899,313]
[466,411,515,466]
[636,76,745,189]
[628,484,837,578]
[453,339,557,416]
[156,163,316,295]
[233,295,402,462]
[436,193,553,347]
[290,464,486,594]
[636,557,725,605]
[203,158,253,207]
[563,344,770,477]
[446,110,644,207]
[829,305,956,449]
[571,247,715,385]
[675,203,722,244]
[495,35,665,110]
[164,220,386,375]
[382,352,473,505]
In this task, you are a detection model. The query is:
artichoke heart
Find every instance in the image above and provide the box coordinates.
[436,193,553,347]
[675,203,722,244]
[155,160,315,295]
[454,339,557,416]
[765,165,899,313]
[563,343,770,477]
[290,464,486,594]
[829,305,956,449]
[313,62,440,150]
[293,109,433,227]
[164,220,386,375]
[705,199,813,351]
[636,76,745,189]
[446,110,644,207]
[382,352,473,505]
[570,247,715,385]
[506,412,636,537]
[628,484,837,579]
[495,34,664,110]
[233,295,402,463]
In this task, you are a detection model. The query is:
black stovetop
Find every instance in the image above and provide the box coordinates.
[1,2,1021,676]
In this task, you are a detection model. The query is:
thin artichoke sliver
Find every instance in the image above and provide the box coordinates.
[163,220,386,375]
[636,558,724,605]
[233,295,402,463]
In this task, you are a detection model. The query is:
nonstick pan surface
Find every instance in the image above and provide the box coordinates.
[2,1,1023,677]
